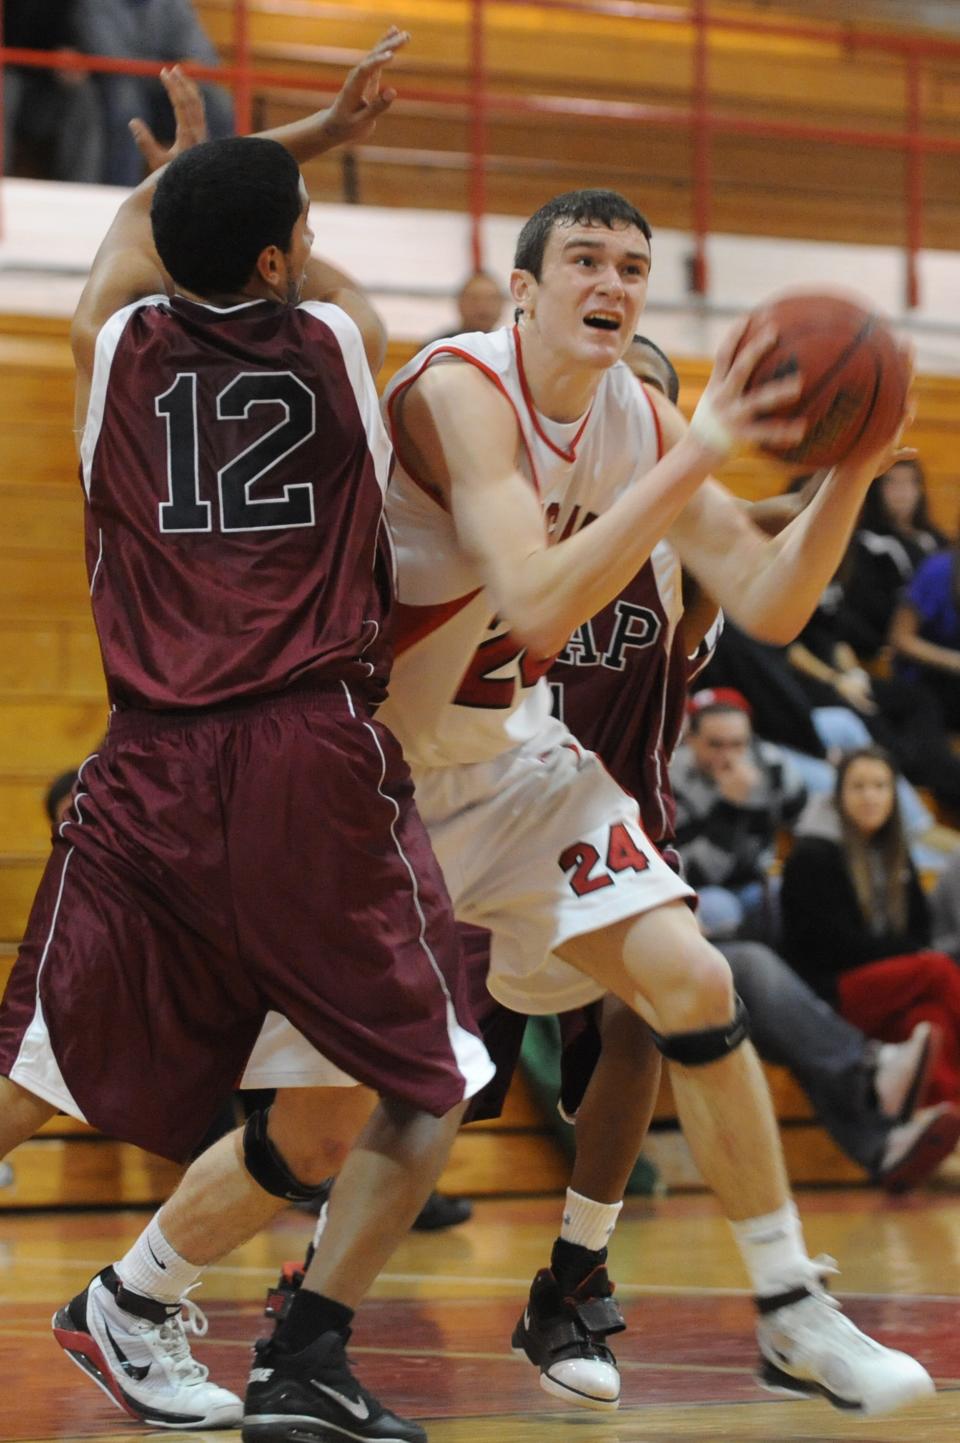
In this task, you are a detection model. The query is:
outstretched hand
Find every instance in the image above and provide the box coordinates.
[319,27,410,149]
[689,318,807,465]
[130,64,208,174]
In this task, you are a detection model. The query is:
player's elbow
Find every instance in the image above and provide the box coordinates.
[504,595,574,660]
[729,611,804,648]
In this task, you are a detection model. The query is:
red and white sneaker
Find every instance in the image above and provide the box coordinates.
[52,1265,241,1429]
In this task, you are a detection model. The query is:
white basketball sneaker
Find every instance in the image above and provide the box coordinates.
[511,1263,623,1410]
[52,1265,241,1428]
[756,1259,935,1417]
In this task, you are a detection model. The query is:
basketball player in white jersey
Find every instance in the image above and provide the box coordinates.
[365,188,930,1419]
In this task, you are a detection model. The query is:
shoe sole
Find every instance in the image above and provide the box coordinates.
[882,1110,960,1194]
[757,1357,863,1411]
[52,1308,240,1429]
[896,1026,937,1124]
[242,1414,425,1443]
[757,1357,935,1417]
[511,1338,620,1412]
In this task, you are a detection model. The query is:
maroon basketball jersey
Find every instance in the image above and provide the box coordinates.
[550,539,716,845]
[80,295,393,710]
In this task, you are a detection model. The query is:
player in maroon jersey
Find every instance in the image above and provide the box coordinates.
[0,46,492,1442]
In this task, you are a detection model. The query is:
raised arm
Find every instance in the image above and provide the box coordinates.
[679,472,830,653]
[668,383,913,646]
[73,31,408,425]
[393,324,806,659]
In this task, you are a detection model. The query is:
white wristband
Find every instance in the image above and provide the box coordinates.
[689,393,736,463]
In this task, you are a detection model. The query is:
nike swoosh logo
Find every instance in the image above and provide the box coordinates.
[103,1322,151,1382]
[146,1239,167,1271]
[311,1382,370,1421]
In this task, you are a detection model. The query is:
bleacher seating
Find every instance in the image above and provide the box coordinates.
[193,0,960,248]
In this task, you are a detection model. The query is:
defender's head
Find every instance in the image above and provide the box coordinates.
[151,137,314,303]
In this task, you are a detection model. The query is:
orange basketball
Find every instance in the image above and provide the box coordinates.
[736,291,910,469]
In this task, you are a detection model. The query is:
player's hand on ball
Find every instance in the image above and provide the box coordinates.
[319,27,411,150]
[689,319,806,464]
[838,341,918,481]
[131,65,208,174]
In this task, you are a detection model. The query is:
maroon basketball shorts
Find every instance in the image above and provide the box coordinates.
[0,684,492,1162]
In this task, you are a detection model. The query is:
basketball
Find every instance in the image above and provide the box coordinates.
[736,291,910,469]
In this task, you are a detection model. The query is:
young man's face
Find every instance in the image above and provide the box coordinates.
[513,219,651,369]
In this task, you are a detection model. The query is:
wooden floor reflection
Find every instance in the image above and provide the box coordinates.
[2,1190,959,1443]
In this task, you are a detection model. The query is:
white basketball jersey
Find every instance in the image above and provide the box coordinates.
[380,326,662,769]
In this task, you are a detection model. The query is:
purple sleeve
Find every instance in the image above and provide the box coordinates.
[904,554,948,626]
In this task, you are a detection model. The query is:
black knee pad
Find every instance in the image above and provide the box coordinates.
[651,994,750,1066]
[242,1107,329,1204]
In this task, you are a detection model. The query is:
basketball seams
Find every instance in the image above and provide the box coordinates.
[737,294,905,467]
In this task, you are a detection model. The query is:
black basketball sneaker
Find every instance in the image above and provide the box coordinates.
[511,1263,624,1410]
[243,1328,427,1443]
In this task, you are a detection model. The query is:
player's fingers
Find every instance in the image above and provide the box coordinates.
[742,417,807,448]
[740,372,803,415]
[128,117,164,171]
[352,30,409,81]
[722,324,779,390]
[711,315,751,377]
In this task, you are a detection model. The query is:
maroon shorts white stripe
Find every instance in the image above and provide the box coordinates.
[0,684,492,1162]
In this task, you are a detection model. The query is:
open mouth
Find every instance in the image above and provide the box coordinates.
[584,312,621,332]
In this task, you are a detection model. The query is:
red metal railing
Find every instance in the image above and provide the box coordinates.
[2,0,960,307]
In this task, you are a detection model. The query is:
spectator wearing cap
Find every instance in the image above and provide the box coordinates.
[670,688,807,942]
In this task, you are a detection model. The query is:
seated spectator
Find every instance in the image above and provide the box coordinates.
[3,0,104,183]
[890,543,960,733]
[670,689,806,941]
[842,461,946,662]
[782,747,960,1107]
[703,606,960,822]
[72,0,233,186]
[718,942,957,1191]
[426,270,506,342]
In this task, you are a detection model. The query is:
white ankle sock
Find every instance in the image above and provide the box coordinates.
[729,1200,813,1299]
[310,1200,329,1253]
[115,1213,203,1305]
[560,1188,623,1252]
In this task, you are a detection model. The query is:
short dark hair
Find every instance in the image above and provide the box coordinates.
[630,334,680,404]
[514,190,652,280]
[151,137,303,297]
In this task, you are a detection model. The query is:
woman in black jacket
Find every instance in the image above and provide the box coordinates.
[782,747,960,1103]
[842,461,946,661]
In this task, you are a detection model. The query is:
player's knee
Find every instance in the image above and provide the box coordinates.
[651,993,750,1067]
[643,940,736,1035]
[242,1107,333,1201]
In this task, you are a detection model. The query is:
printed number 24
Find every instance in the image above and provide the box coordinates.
[558,822,650,897]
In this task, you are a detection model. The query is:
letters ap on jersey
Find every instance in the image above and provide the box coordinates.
[80,295,393,711]
[379,326,664,771]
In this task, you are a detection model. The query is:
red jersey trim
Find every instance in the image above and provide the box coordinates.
[386,342,543,505]
[512,326,593,462]
[392,589,482,657]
